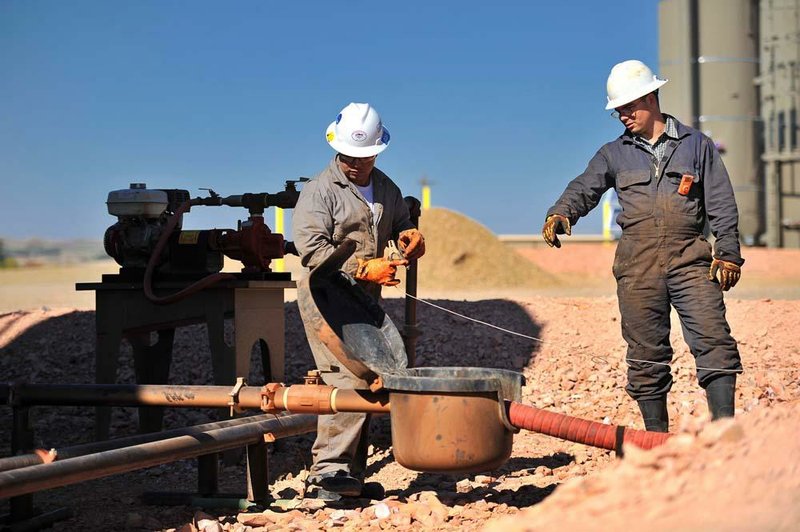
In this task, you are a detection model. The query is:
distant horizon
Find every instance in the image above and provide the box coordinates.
[0,202,614,243]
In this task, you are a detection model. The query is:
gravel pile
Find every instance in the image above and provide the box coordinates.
[411,208,556,291]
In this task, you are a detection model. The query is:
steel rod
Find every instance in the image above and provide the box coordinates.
[0,414,288,473]
[0,413,316,499]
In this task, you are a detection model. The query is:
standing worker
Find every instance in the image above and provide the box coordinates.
[541,60,743,432]
[293,102,425,500]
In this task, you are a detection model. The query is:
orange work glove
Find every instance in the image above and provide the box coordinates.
[355,257,409,286]
[398,228,426,260]
[708,258,742,291]
[541,214,571,248]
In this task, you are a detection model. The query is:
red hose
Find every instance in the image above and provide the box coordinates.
[143,199,235,305]
[507,401,672,452]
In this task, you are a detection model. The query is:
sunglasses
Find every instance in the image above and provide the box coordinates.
[338,154,377,166]
[611,96,646,119]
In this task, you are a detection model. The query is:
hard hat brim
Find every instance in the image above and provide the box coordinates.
[605,78,668,110]
[326,122,390,157]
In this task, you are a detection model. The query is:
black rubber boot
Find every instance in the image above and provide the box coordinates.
[305,472,362,501]
[637,398,669,432]
[317,474,362,497]
[306,475,384,501]
[705,374,736,420]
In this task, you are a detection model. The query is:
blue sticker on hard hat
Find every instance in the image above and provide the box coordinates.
[336,113,342,124]
[381,130,390,144]
[352,130,367,142]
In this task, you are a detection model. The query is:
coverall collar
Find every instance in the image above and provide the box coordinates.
[327,157,387,209]
[622,114,690,144]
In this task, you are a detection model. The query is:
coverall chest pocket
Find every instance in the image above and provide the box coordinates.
[334,223,368,248]
[665,170,701,215]
[615,170,653,217]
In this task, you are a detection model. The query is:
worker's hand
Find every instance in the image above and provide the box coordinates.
[355,257,409,286]
[541,214,571,248]
[708,258,741,291]
[398,228,426,260]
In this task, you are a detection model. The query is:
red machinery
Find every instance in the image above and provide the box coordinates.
[102,180,307,303]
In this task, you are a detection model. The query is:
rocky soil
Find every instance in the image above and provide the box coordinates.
[1,209,799,531]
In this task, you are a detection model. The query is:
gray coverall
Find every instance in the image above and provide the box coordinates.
[546,116,743,401]
[293,157,414,481]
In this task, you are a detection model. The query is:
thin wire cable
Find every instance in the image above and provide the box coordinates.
[399,290,545,343]
[396,288,797,374]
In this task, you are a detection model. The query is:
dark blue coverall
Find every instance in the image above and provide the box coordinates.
[546,116,743,401]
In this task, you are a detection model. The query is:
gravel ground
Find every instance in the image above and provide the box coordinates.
[2,215,799,530]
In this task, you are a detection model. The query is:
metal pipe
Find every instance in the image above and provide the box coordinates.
[0,414,288,473]
[6,382,266,409]
[273,385,390,414]
[0,413,315,500]
[402,196,422,367]
[330,389,390,413]
[690,0,700,129]
[5,382,675,474]
[6,382,391,414]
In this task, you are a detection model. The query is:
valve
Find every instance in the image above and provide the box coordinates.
[285,177,310,192]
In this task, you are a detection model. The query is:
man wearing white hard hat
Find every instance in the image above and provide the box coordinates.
[541,60,743,432]
[293,102,425,501]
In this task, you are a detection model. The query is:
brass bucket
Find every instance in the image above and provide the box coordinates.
[382,367,524,473]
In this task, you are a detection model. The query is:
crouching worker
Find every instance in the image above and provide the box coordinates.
[292,102,425,501]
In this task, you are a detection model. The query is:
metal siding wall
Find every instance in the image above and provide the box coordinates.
[760,0,800,247]
[761,0,780,245]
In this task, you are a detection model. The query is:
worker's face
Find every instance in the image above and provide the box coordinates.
[614,94,656,135]
[337,154,377,186]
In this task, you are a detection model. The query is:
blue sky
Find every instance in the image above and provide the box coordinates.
[0,1,657,240]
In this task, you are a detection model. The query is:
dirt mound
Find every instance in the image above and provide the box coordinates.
[413,208,556,290]
[488,399,800,531]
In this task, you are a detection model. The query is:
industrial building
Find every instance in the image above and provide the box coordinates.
[659,0,800,247]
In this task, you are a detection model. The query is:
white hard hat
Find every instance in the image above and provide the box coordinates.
[605,60,668,110]
[325,102,391,157]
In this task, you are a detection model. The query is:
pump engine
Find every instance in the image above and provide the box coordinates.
[103,181,304,279]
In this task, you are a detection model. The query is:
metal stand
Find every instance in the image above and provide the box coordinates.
[76,277,295,440]
[140,437,272,509]
[73,275,294,507]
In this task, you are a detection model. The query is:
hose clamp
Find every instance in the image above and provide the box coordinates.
[228,377,246,416]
